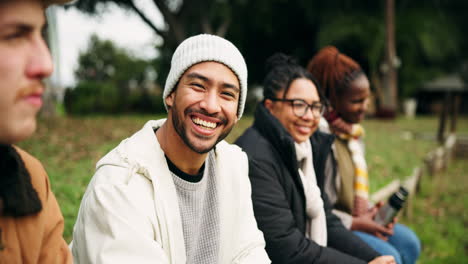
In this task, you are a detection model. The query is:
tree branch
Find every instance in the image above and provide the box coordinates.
[127,1,167,39]
[154,0,185,43]
[201,17,214,34]
[216,16,231,37]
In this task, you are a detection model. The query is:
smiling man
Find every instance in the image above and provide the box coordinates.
[71,34,270,264]
[0,0,73,263]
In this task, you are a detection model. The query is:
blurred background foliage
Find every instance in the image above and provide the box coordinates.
[66,0,468,115]
[64,34,164,114]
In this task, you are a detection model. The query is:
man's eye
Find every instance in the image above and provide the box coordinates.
[2,27,33,42]
[191,83,204,89]
[222,91,235,98]
[3,31,24,40]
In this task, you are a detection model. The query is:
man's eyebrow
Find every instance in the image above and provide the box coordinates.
[222,82,240,93]
[1,20,46,35]
[1,11,47,32]
[186,71,239,92]
[1,22,34,31]
[186,72,209,82]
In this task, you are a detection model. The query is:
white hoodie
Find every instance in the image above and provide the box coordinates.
[71,119,270,264]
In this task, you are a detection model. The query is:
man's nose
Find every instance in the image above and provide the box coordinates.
[26,35,54,80]
[199,90,221,114]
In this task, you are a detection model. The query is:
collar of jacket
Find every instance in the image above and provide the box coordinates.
[0,145,42,217]
[252,104,335,188]
[97,119,226,178]
[252,104,297,171]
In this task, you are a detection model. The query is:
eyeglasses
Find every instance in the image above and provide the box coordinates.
[268,98,325,117]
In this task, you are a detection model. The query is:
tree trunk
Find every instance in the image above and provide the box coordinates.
[381,0,398,113]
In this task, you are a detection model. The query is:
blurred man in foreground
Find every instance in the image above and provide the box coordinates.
[0,0,73,263]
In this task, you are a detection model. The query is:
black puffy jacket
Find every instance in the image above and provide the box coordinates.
[235,104,379,264]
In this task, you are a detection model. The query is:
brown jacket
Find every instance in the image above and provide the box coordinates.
[0,147,72,264]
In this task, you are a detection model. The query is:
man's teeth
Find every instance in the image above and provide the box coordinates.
[192,117,217,129]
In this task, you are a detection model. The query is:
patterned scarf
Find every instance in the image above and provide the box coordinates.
[325,113,369,216]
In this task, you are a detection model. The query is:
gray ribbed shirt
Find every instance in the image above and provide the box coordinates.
[170,151,219,264]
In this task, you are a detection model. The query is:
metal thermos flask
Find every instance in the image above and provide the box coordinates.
[374,186,409,225]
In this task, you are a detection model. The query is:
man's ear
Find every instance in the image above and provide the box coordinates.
[165,91,175,108]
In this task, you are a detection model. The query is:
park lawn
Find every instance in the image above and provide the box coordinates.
[17,114,467,263]
[364,117,438,191]
[17,114,159,242]
[405,158,468,263]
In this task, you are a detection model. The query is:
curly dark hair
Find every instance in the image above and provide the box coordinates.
[263,53,325,103]
[307,46,364,103]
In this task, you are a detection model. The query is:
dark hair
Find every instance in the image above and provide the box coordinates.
[263,53,324,103]
[307,46,364,102]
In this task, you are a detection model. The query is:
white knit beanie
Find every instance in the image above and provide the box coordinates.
[163,34,248,118]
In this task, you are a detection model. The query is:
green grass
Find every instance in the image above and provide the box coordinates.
[403,159,468,263]
[18,114,159,240]
[17,114,468,263]
[363,118,437,191]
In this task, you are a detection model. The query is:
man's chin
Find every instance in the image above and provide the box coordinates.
[187,141,217,154]
[1,124,36,145]
[179,123,233,154]
[181,132,217,154]
[186,131,229,154]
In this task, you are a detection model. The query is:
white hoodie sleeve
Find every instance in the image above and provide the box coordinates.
[71,166,171,264]
[219,146,271,264]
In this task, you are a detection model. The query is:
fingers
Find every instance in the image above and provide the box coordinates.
[377,225,394,236]
[353,213,395,238]
[368,207,379,218]
[374,223,393,240]
[386,222,395,231]
[374,232,389,241]
[370,220,394,238]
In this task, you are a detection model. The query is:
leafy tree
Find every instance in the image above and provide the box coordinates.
[71,0,468,111]
[72,0,245,85]
[78,34,153,106]
[228,0,468,104]
[65,34,161,114]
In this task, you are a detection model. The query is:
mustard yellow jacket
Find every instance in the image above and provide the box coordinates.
[0,146,72,264]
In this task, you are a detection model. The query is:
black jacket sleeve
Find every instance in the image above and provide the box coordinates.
[249,158,374,264]
[322,191,381,261]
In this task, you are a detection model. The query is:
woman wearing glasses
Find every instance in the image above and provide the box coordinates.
[307,46,420,264]
[235,53,394,264]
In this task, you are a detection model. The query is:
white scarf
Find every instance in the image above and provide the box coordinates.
[294,140,327,246]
